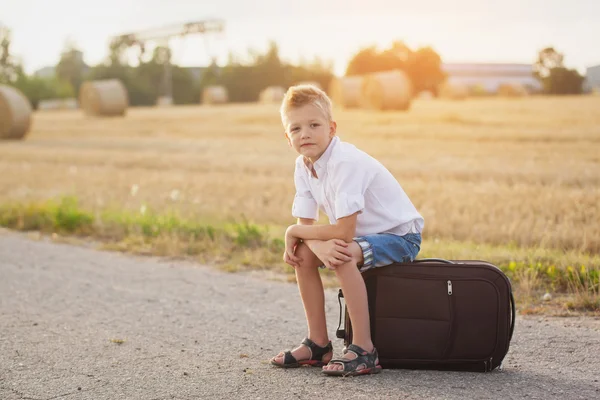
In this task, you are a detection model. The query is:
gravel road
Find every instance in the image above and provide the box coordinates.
[1,231,599,400]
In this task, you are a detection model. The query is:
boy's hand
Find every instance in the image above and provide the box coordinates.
[310,239,353,270]
[284,227,302,268]
[283,250,301,268]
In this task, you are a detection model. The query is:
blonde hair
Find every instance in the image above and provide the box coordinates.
[280,84,333,127]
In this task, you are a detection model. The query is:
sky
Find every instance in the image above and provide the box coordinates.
[1,0,599,76]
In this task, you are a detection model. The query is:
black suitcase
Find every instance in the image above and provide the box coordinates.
[336,259,515,372]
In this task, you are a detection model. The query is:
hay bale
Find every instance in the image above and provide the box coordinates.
[469,84,490,97]
[79,79,128,117]
[498,83,528,97]
[417,90,434,100]
[328,76,363,108]
[438,82,469,100]
[202,85,228,105]
[156,96,173,107]
[259,86,285,103]
[0,85,33,140]
[361,70,412,111]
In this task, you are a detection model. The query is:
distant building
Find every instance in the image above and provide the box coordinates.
[34,50,88,80]
[584,65,600,93]
[442,63,542,94]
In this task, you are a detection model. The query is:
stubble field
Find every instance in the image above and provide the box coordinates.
[1,96,599,309]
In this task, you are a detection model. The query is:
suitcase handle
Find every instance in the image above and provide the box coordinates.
[412,258,455,264]
[509,291,516,342]
[336,289,345,339]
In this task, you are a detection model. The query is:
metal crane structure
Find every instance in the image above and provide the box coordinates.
[111,19,225,105]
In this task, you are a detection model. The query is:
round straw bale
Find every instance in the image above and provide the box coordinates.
[417,90,434,100]
[497,83,528,97]
[79,79,128,116]
[156,96,173,107]
[438,82,469,100]
[361,70,412,111]
[202,85,228,105]
[0,84,33,140]
[259,86,285,103]
[469,84,489,97]
[328,76,363,108]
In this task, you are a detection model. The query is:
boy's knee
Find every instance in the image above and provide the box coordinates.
[294,242,321,270]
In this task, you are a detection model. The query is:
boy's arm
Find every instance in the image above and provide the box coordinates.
[296,218,319,251]
[297,218,315,226]
[288,212,358,243]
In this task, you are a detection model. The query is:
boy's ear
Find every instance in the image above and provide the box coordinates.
[284,131,292,147]
[329,121,337,137]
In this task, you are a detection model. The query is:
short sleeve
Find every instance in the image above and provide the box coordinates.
[291,158,319,220]
[330,158,374,220]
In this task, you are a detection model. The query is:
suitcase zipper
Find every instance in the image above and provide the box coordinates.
[387,275,500,363]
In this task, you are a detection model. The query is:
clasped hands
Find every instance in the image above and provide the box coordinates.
[283,225,353,270]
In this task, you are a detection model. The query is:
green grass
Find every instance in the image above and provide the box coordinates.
[0,196,598,313]
[0,196,285,270]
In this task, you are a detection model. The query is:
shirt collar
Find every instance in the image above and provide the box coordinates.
[304,136,339,178]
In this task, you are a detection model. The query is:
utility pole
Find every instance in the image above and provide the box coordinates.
[111,19,225,105]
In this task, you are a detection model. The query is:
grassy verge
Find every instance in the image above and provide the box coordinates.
[1,196,598,315]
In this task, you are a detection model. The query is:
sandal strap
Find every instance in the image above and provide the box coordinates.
[345,344,371,357]
[330,345,379,372]
[301,338,333,361]
[328,358,365,372]
[282,350,297,365]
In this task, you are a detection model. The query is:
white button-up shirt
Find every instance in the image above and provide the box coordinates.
[292,136,424,237]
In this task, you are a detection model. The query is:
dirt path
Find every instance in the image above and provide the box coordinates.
[1,232,599,399]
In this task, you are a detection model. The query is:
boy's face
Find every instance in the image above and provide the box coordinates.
[284,104,336,162]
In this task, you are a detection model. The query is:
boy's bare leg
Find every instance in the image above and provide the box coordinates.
[271,242,332,364]
[322,241,376,372]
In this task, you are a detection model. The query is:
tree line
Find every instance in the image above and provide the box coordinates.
[0,25,588,109]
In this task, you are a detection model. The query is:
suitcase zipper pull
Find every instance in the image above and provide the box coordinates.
[447,280,453,295]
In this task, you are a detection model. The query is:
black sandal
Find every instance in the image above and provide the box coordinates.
[270,338,333,368]
[322,344,382,377]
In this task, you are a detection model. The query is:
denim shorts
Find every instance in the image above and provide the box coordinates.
[354,233,422,273]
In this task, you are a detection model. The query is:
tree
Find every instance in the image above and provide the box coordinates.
[346,46,392,76]
[219,42,283,102]
[534,47,584,94]
[13,74,74,109]
[107,36,134,67]
[0,26,72,108]
[0,26,19,84]
[346,41,445,95]
[544,67,585,95]
[87,42,197,106]
[56,40,87,95]
[533,47,564,79]
[85,39,332,105]
[405,46,446,95]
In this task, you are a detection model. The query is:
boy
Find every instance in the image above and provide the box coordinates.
[270,85,423,376]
